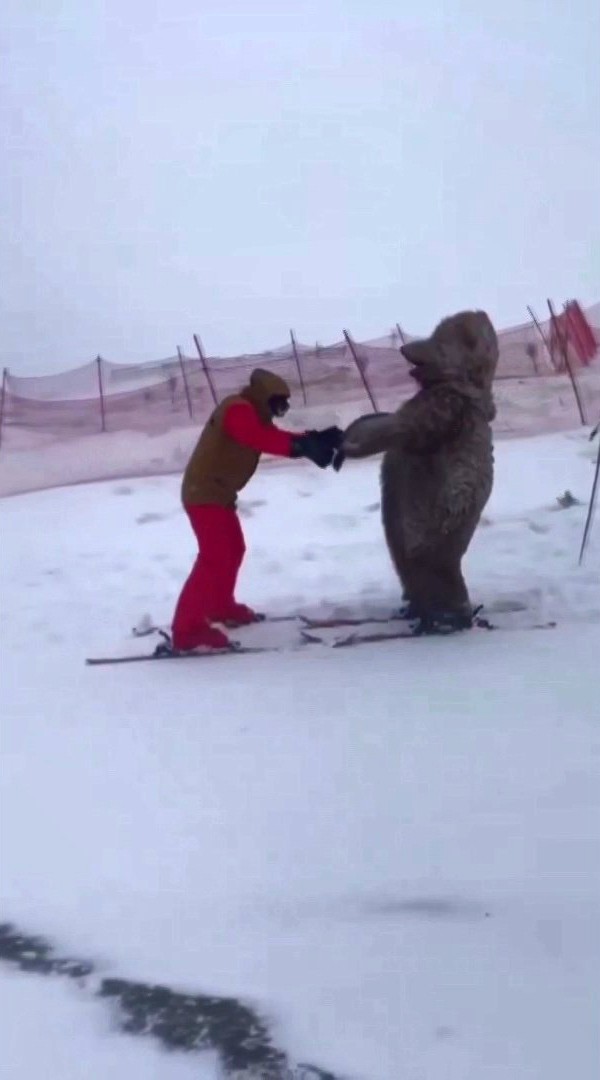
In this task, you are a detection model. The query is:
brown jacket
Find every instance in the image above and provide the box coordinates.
[181,368,291,507]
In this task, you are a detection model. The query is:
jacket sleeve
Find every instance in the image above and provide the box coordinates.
[222,401,294,457]
[393,388,466,454]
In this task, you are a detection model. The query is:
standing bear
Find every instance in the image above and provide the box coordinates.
[335,310,499,633]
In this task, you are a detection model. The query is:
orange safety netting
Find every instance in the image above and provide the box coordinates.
[1,302,598,497]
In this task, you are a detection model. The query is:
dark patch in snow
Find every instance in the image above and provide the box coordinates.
[100,977,288,1076]
[361,896,491,921]
[0,924,348,1080]
[136,512,168,524]
[113,485,134,496]
[554,490,582,510]
[0,924,93,979]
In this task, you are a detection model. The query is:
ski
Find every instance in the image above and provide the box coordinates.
[300,599,529,630]
[300,613,405,629]
[301,619,556,649]
[90,617,557,665]
[87,643,287,666]
[300,628,414,647]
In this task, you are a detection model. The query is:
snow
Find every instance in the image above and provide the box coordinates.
[1,429,599,1079]
[0,969,218,1079]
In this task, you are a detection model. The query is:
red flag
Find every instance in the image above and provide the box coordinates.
[563,301,598,366]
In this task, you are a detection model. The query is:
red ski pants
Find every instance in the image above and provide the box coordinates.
[171,504,246,649]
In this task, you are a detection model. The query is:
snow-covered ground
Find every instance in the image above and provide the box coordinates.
[1,429,599,1079]
[0,969,217,1079]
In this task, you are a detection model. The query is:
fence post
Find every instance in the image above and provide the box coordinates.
[343,329,378,412]
[527,306,550,373]
[579,433,600,565]
[395,322,407,348]
[193,334,218,406]
[547,299,586,425]
[289,330,308,405]
[176,347,194,419]
[96,356,106,432]
[0,367,7,450]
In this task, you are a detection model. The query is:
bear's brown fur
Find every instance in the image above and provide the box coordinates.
[340,311,498,623]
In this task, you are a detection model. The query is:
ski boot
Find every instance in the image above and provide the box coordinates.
[168,622,236,655]
[411,608,476,636]
[394,600,419,621]
[213,603,265,629]
[411,604,495,636]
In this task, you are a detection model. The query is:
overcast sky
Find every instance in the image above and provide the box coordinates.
[2,0,599,373]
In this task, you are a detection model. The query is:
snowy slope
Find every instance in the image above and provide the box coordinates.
[1,429,599,1079]
[0,969,217,1079]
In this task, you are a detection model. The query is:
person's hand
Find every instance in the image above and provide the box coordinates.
[332,447,346,472]
[291,427,343,468]
[318,425,344,450]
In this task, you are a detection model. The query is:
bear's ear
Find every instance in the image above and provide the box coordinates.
[400,339,434,364]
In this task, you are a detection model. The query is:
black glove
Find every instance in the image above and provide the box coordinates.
[319,425,344,448]
[332,447,345,472]
[291,427,343,469]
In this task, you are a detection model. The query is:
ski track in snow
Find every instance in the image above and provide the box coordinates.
[1,429,599,1079]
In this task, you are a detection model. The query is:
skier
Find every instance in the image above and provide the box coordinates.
[171,367,342,651]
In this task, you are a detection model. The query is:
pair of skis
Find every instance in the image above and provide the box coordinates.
[87,614,408,666]
[85,609,556,666]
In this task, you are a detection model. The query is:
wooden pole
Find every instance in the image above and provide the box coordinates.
[395,322,407,347]
[289,330,308,406]
[343,329,378,412]
[0,367,7,450]
[96,356,106,433]
[547,299,586,425]
[527,306,550,372]
[579,434,600,565]
[193,333,218,406]
[176,347,194,419]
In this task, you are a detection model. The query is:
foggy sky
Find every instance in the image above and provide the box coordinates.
[2,0,599,373]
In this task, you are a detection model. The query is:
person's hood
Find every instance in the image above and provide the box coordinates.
[400,311,498,420]
[241,368,291,423]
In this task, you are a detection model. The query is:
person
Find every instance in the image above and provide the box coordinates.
[171,368,342,651]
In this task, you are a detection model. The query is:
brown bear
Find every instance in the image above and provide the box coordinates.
[336,311,499,632]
